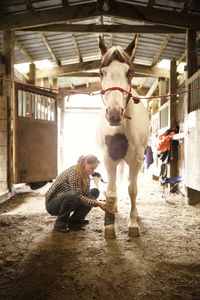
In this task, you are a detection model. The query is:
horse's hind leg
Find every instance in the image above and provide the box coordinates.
[127,160,142,237]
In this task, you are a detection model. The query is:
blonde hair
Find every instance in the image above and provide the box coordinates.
[75,154,100,193]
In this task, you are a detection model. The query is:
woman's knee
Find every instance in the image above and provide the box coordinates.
[46,202,58,216]
[90,188,100,199]
[69,190,79,200]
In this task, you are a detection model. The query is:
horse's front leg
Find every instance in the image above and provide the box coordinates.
[128,161,142,237]
[104,158,118,239]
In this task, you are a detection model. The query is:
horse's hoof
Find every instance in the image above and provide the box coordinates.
[105,225,116,239]
[129,226,140,237]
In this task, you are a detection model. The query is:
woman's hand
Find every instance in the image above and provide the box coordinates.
[94,201,106,211]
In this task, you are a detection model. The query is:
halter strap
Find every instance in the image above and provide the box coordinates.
[100,67,140,120]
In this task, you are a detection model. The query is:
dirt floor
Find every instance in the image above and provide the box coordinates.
[0,171,200,300]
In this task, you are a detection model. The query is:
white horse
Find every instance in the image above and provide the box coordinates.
[96,36,150,238]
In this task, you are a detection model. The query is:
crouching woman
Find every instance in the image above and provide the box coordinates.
[45,154,105,233]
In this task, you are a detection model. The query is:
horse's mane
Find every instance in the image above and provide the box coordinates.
[101,46,132,68]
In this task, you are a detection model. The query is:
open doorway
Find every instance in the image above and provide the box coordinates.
[62,93,106,179]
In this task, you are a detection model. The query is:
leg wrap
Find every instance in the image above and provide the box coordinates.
[105,197,116,214]
[104,211,115,226]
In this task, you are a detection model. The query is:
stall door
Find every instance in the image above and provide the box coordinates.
[185,109,200,191]
[13,83,57,184]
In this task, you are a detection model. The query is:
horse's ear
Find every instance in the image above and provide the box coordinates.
[99,35,107,56]
[125,34,138,57]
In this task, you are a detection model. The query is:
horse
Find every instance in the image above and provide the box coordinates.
[96,36,150,238]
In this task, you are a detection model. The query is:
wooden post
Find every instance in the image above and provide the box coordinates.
[185,29,200,205]
[52,78,58,92]
[1,31,14,194]
[28,63,36,85]
[169,59,178,180]
[52,78,63,172]
[59,96,65,172]
[169,59,177,129]
[159,77,167,106]
[43,77,49,88]
[186,29,197,80]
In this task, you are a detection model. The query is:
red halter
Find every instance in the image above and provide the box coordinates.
[100,67,140,120]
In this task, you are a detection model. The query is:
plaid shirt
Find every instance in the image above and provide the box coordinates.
[45,166,95,207]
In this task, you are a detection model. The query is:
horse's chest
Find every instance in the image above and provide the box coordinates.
[105,133,128,161]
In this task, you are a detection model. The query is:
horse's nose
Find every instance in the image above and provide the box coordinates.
[106,107,123,125]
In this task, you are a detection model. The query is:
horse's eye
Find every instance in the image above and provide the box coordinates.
[127,69,133,78]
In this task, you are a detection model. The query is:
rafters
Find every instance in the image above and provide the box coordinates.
[40,33,61,66]
[151,34,172,66]
[1,0,198,93]
[14,37,34,63]
[24,1,61,66]
[147,0,155,8]
[71,34,82,63]
[0,2,200,31]
[19,24,185,34]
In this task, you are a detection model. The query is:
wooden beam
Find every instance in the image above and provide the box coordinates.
[25,0,34,12]
[177,51,186,65]
[62,0,69,7]
[52,78,58,90]
[186,29,197,78]
[169,59,177,128]
[3,31,14,191]
[107,2,200,30]
[14,37,34,63]
[109,17,114,48]
[20,24,185,34]
[151,34,172,66]
[169,59,178,181]
[132,34,139,61]
[59,72,100,77]
[148,0,154,8]
[181,0,197,13]
[0,3,102,31]
[35,60,170,79]
[137,65,170,78]
[28,63,36,84]
[137,78,147,90]
[59,82,101,94]
[25,0,61,66]
[158,77,167,106]
[66,78,74,90]
[0,2,199,31]
[145,78,159,98]
[71,33,82,63]
[59,81,142,94]
[40,33,60,66]
[0,64,6,74]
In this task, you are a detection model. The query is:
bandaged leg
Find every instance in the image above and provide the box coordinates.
[104,194,117,238]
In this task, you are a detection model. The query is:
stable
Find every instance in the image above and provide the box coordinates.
[0,1,200,299]
[0,0,200,205]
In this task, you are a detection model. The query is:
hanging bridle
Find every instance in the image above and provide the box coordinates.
[100,66,140,120]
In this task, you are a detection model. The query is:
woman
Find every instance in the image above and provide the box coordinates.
[45,154,105,233]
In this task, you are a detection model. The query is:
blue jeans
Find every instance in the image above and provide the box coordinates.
[46,188,99,227]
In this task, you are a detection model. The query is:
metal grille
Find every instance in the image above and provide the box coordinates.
[177,81,186,124]
[160,105,169,129]
[189,75,200,113]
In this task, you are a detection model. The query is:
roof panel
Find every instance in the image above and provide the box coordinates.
[0,0,200,91]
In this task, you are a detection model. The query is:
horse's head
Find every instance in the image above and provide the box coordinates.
[99,36,137,126]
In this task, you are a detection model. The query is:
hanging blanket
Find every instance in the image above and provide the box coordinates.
[156,128,178,152]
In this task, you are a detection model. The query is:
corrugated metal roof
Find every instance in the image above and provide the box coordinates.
[0,0,200,93]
